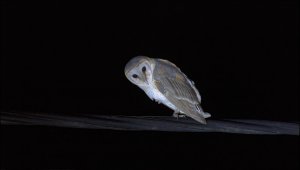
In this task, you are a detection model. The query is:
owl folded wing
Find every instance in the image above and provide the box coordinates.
[154,77,207,124]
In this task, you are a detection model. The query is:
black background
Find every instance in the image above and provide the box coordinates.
[1,0,299,169]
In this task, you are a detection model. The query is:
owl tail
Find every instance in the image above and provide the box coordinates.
[196,104,211,118]
[202,112,211,118]
[190,111,210,124]
[188,113,207,124]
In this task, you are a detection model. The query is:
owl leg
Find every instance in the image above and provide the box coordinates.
[173,111,179,119]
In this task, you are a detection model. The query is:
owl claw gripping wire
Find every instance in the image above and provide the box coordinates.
[124,56,211,124]
[173,112,186,119]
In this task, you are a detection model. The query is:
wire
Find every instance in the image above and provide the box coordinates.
[1,111,299,135]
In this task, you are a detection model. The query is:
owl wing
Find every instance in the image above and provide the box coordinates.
[153,59,207,124]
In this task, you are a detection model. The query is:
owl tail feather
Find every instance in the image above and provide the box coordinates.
[202,112,211,118]
[188,113,207,124]
[196,105,211,118]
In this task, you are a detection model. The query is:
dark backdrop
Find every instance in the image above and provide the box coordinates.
[1,1,299,169]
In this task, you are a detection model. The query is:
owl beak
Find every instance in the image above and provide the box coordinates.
[142,74,149,85]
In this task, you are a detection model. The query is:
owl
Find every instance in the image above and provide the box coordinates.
[124,56,211,124]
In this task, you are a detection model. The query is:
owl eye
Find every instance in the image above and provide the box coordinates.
[132,74,138,78]
[142,66,146,72]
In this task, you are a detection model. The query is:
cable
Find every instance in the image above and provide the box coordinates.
[1,111,299,135]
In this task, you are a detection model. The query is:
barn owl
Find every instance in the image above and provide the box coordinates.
[124,56,211,124]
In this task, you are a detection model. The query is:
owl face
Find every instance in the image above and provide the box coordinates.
[124,56,152,87]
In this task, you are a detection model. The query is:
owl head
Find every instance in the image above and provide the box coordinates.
[124,56,153,86]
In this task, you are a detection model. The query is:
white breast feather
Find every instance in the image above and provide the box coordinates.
[141,83,177,111]
[138,63,177,111]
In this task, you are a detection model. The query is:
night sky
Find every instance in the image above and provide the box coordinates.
[1,1,299,169]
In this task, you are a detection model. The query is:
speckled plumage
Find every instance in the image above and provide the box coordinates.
[124,56,211,124]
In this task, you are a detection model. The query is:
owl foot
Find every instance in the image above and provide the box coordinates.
[173,112,186,119]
